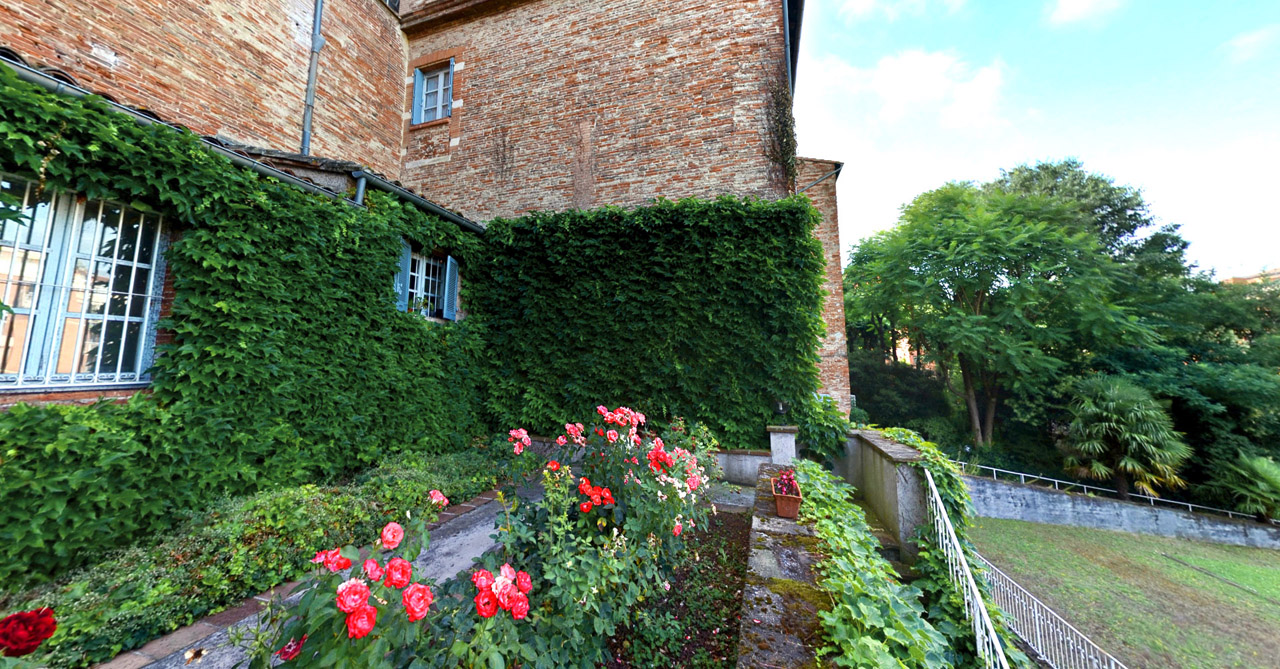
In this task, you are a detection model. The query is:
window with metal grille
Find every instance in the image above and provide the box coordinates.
[412,62,453,124]
[407,252,443,315]
[0,174,166,389]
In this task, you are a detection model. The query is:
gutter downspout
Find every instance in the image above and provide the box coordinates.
[353,170,485,234]
[782,0,793,94]
[300,0,325,155]
[0,56,484,234]
[798,162,843,194]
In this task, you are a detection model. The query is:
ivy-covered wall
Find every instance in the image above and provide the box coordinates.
[470,198,828,449]
[0,67,487,582]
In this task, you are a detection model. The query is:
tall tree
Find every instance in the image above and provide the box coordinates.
[845,182,1146,447]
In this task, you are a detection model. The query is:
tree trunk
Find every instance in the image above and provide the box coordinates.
[982,390,998,446]
[959,356,984,447]
[1113,472,1130,501]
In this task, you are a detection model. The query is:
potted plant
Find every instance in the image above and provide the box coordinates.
[772,468,801,519]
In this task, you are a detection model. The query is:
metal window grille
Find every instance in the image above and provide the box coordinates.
[415,64,452,123]
[407,252,443,315]
[0,174,165,389]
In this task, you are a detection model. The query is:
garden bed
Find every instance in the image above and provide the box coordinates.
[606,510,752,668]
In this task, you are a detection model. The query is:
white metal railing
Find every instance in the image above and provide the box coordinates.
[922,469,1011,669]
[976,554,1128,669]
[952,460,1279,526]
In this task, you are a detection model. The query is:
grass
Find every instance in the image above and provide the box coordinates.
[970,517,1280,669]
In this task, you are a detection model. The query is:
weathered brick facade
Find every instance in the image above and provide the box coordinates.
[400,0,791,219]
[0,0,407,177]
[1,0,850,414]
[797,157,851,415]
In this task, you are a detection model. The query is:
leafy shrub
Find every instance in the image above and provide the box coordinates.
[470,197,827,450]
[0,451,500,668]
[795,394,853,463]
[848,349,953,428]
[249,409,721,668]
[1213,452,1280,521]
[793,459,950,668]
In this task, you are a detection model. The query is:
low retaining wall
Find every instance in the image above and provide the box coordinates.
[966,475,1280,551]
[833,430,927,562]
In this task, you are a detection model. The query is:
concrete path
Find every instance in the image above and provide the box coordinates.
[99,492,526,669]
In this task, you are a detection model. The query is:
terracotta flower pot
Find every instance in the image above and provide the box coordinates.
[771,477,802,519]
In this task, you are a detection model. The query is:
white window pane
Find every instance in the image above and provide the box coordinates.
[425,76,438,93]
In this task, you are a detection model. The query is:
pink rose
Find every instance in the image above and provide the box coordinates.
[515,570,532,594]
[362,559,384,582]
[514,441,524,455]
[673,521,683,537]
[275,635,307,661]
[336,578,371,614]
[429,489,449,507]
[510,592,530,620]
[499,563,517,581]
[472,569,495,592]
[402,583,434,622]
[596,405,608,416]
[495,581,519,610]
[345,604,377,639]
[555,435,567,446]
[385,558,412,589]
[381,522,404,550]
[322,548,351,573]
[606,430,619,443]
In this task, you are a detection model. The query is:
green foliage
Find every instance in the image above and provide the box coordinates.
[847,349,952,429]
[470,197,827,450]
[795,394,854,463]
[845,182,1146,447]
[250,412,722,668]
[794,459,951,668]
[0,65,488,585]
[0,451,499,668]
[1063,375,1191,499]
[1213,453,1280,521]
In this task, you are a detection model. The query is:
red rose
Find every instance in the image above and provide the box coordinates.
[363,559,384,582]
[578,477,592,495]
[673,521,683,537]
[322,548,351,573]
[380,522,404,550]
[384,558,412,588]
[510,592,530,621]
[579,501,593,514]
[515,570,533,595]
[275,635,307,661]
[0,608,56,657]
[547,460,561,471]
[602,489,615,506]
[402,583,434,622]
[345,604,377,639]
[472,568,495,591]
[474,589,499,618]
[336,578,371,613]
[495,581,519,610]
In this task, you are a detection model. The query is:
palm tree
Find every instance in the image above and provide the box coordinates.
[1218,453,1280,522]
[1062,375,1191,500]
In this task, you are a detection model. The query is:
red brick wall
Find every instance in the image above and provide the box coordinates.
[797,157,851,416]
[1,0,406,177]
[401,0,790,219]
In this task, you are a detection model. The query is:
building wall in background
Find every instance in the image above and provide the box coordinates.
[797,157,851,414]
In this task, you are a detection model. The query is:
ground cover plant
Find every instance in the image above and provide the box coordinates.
[606,511,751,668]
[0,450,501,668]
[971,517,1280,669]
[244,408,722,668]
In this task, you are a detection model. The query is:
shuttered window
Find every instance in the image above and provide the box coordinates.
[394,242,460,321]
[411,62,453,125]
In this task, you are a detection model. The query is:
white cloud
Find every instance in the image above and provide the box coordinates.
[1224,24,1280,64]
[1047,0,1124,25]
[837,0,964,23]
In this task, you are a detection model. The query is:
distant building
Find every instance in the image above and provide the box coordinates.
[1224,269,1280,285]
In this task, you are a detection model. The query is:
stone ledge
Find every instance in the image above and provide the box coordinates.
[851,429,923,463]
[765,425,799,434]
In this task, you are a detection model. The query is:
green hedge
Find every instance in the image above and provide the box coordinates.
[0,65,487,585]
[0,450,503,669]
[471,197,827,449]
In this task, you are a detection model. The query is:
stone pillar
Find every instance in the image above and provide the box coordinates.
[766,425,798,465]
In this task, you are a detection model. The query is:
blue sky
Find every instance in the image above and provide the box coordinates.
[794,0,1280,278]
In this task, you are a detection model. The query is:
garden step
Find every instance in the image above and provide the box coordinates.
[95,485,541,669]
[856,500,903,564]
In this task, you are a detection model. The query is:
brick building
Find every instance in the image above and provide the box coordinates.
[0,0,849,413]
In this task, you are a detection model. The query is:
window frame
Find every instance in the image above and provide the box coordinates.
[411,60,454,125]
[0,174,167,391]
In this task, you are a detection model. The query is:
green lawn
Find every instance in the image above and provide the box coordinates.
[969,518,1280,669]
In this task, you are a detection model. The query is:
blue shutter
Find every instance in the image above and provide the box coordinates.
[411,68,425,124]
[395,239,411,312]
[442,255,459,321]
[445,58,454,118]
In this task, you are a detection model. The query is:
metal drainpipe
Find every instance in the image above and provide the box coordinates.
[782,0,793,94]
[352,170,485,234]
[798,163,843,194]
[354,175,367,205]
[300,0,325,155]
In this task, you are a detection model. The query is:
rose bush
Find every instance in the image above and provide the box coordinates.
[251,408,721,668]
